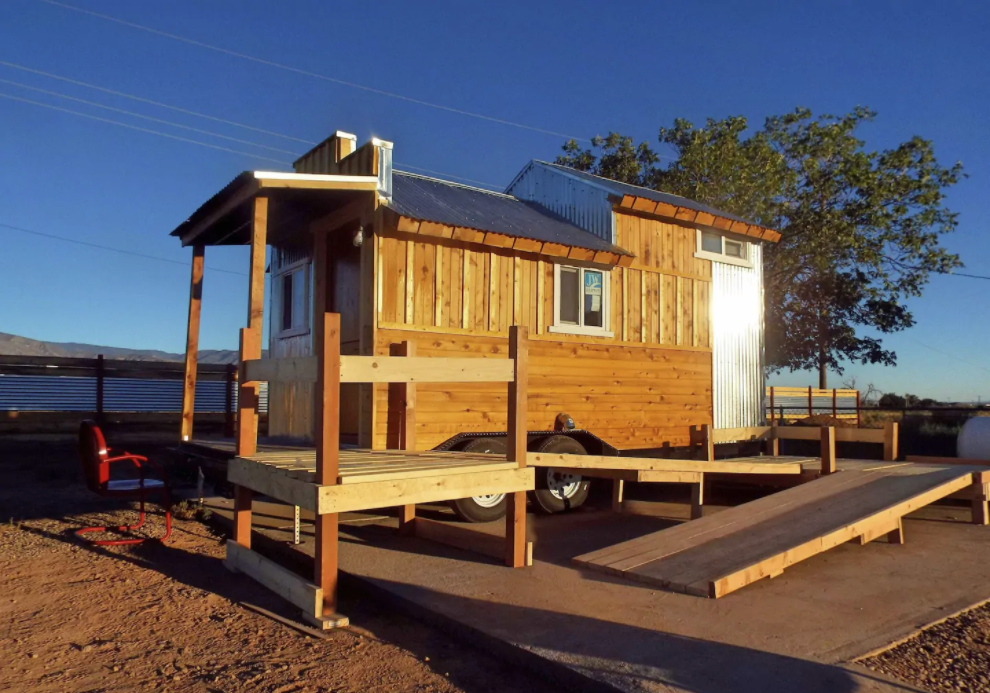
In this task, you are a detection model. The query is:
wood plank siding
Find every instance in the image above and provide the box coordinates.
[372,212,713,451]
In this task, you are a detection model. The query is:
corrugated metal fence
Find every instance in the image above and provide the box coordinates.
[765,386,859,423]
[0,355,268,418]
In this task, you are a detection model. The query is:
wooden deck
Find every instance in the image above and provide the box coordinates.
[574,460,990,599]
[225,447,533,515]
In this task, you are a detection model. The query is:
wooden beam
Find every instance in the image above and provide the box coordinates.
[224,541,343,624]
[821,427,836,475]
[340,356,515,383]
[689,478,705,520]
[248,197,268,334]
[507,326,528,465]
[180,245,204,442]
[527,452,803,475]
[505,491,527,568]
[973,481,989,526]
[232,482,253,549]
[412,518,532,567]
[701,424,714,462]
[611,479,624,512]
[236,328,261,457]
[316,467,534,514]
[315,314,341,486]
[228,458,318,510]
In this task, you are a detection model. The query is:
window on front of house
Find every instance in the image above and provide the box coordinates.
[278,264,309,336]
[550,264,612,337]
[695,229,752,267]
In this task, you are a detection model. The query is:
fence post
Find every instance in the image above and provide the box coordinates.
[832,389,837,418]
[856,390,862,427]
[96,354,105,426]
[224,364,236,438]
[808,385,813,418]
[769,387,775,424]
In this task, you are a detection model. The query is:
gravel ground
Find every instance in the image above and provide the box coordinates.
[0,435,563,693]
[862,602,990,693]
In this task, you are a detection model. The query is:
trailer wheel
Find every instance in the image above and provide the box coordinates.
[531,435,590,514]
[448,437,508,523]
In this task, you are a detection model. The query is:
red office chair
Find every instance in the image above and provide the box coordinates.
[76,420,172,545]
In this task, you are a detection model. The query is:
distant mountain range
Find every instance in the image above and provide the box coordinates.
[0,332,254,364]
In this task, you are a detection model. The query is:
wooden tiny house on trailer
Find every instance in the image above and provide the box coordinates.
[172,130,781,520]
[169,129,990,623]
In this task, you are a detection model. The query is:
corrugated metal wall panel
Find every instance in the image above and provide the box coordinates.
[506,164,615,243]
[711,244,765,429]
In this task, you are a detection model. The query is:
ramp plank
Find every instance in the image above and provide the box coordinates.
[575,464,986,599]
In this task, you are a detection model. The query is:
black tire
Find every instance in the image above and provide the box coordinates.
[448,437,509,523]
[531,435,590,514]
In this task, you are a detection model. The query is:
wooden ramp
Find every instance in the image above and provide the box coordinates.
[574,462,990,598]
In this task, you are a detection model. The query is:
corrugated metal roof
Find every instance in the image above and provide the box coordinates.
[390,171,631,256]
[523,161,757,227]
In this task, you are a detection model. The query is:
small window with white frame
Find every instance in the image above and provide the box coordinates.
[694,229,752,268]
[549,264,613,337]
[277,261,310,337]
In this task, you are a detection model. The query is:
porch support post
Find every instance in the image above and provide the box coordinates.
[233,196,268,550]
[313,225,342,621]
[180,245,205,442]
[394,340,417,536]
[505,325,528,568]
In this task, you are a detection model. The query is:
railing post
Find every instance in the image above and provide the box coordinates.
[224,364,236,438]
[820,426,836,475]
[181,244,205,442]
[856,390,862,427]
[95,354,104,426]
[314,312,341,619]
[505,325,528,569]
[883,421,899,462]
[769,422,780,457]
[808,385,813,418]
[701,423,714,462]
[394,341,416,536]
[832,389,837,419]
[769,387,775,424]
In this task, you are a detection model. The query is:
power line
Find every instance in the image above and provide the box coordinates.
[37,0,591,143]
[0,91,292,165]
[0,77,302,155]
[1,61,505,188]
[939,270,990,281]
[0,60,317,145]
[0,222,248,276]
[906,337,990,376]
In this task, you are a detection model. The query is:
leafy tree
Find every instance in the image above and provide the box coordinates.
[556,109,964,387]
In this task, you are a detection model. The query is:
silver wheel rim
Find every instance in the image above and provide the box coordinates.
[546,468,582,500]
[472,493,505,508]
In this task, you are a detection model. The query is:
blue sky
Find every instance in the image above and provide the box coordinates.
[0,0,987,401]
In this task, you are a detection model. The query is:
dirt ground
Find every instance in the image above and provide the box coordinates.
[862,601,990,693]
[0,435,560,693]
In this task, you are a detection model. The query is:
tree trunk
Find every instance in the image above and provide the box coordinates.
[818,344,828,389]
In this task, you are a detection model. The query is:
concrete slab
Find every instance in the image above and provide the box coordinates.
[207,493,990,693]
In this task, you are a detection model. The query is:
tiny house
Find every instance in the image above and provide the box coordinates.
[172,130,780,520]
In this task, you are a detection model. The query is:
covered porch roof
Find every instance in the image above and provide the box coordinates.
[170,171,380,247]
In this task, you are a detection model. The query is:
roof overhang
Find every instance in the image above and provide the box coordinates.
[381,207,633,267]
[612,194,781,243]
[170,171,380,247]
